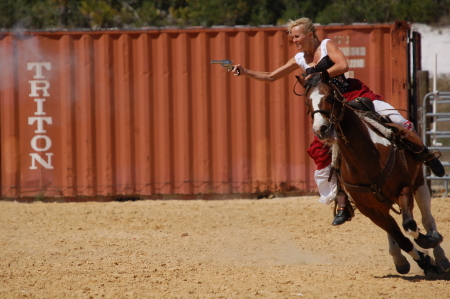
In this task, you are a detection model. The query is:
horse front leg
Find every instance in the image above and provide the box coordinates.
[414,184,450,273]
[356,203,415,257]
[357,200,434,275]
[387,233,410,274]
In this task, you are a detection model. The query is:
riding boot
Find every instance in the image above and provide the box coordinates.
[414,146,446,177]
[395,128,446,177]
[332,208,352,226]
[332,191,352,226]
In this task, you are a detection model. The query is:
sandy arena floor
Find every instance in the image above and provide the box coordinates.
[1,196,450,298]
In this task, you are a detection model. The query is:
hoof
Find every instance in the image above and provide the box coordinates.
[395,262,411,274]
[424,267,440,280]
[414,229,443,249]
[437,259,450,273]
[415,252,433,271]
[415,251,440,279]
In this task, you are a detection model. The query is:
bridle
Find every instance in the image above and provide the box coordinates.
[307,81,349,144]
[318,86,347,123]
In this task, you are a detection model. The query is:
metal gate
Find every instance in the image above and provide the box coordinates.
[421,92,450,196]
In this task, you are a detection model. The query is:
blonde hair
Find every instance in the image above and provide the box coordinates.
[286,18,319,41]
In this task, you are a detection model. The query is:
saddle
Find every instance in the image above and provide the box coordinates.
[346,97,423,155]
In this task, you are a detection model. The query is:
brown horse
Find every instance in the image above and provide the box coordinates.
[298,72,449,277]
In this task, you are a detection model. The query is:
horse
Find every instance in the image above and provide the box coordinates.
[297,71,450,277]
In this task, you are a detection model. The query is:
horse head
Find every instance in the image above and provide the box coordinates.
[301,71,343,144]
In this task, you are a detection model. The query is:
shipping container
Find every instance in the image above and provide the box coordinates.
[0,22,412,200]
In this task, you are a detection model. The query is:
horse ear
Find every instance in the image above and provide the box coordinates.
[321,70,330,82]
[295,74,307,88]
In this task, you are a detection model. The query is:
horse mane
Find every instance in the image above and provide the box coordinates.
[305,73,323,88]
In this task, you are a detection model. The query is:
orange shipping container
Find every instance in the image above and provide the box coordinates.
[0,22,411,200]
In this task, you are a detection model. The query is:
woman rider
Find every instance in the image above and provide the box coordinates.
[230,17,445,226]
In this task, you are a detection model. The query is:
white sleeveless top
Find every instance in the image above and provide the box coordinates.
[294,39,331,71]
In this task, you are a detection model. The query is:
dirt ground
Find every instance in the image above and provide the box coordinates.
[1,196,450,299]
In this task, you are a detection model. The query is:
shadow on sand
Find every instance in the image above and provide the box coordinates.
[375,271,450,281]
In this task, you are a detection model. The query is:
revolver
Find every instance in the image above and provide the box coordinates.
[211,60,240,76]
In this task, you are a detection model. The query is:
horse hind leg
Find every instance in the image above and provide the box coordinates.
[387,233,410,274]
[411,185,443,249]
[433,245,450,274]
[414,184,450,273]
[396,186,439,276]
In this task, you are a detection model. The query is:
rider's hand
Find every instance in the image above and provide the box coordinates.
[232,64,242,76]
[306,66,318,75]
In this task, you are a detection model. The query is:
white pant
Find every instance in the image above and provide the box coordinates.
[373,100,413,129]
[315,165,338,205]
[315,100,411,204]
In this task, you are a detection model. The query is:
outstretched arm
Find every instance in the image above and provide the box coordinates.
[232,57,300,82]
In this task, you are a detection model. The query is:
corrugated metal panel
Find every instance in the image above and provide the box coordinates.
[0,23,410,199]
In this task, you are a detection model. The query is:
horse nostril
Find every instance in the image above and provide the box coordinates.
[320,125,328,134]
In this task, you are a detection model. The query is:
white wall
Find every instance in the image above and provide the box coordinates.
[412,23,450,75]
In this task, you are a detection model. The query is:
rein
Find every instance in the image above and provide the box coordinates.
[318,84,349,144]
[293,75,308,96]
